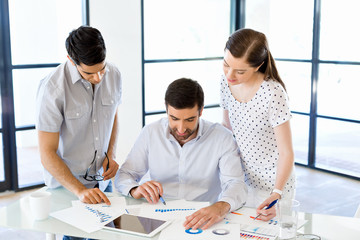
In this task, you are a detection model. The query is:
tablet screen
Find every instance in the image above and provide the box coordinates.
[104,214,167,235]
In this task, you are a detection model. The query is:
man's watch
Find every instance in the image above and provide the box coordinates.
[271,188,283,198]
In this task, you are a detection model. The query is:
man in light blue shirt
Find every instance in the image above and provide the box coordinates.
[36,26,121,209]
[115,78,247,230]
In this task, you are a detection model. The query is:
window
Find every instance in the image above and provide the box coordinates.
[142,0,232,124]
[316,0,360,177]
[0,0,87,191]
[245,0,360,178]
[142,0,360,180]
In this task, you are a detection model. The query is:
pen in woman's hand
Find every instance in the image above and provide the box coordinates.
[253,199,278,220]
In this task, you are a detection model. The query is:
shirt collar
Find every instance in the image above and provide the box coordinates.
[67,60,83,84]
[163,117,205,143]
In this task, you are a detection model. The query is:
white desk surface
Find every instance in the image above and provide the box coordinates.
[0,187,359,240]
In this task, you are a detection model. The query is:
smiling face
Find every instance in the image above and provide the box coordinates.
[167,104,203,146]
[222,49,261,86]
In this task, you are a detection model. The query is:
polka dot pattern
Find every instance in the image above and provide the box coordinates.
[220,75,295,194]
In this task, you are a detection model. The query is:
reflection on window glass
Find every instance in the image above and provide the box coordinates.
[9,0,82,65]
[16,130,43,187]
[245,0,313,60]
[144,0,230,59]
[291,114,309,165]
[145,60,223,112]
[0,135,4,182]
[320,0,360,61]
[316,118,360,178]
[317,64,360,120]
[276,61,311,113]
[13,68,55,127]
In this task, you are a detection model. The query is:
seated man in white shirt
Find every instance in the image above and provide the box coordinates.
[115,78,247,230]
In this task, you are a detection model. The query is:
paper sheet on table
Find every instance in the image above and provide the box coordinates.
[51,198,126,233]
[226,208,308,237]
[138,199,209,221]
[71,196,126,209]
[159,219,240,240]
[239,230,277,240]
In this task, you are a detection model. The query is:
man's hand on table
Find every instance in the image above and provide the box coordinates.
[77,188,111,205]
[183,201,230,230]
[130,181,164,204]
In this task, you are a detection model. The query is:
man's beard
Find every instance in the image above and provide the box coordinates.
[170,127,196,142]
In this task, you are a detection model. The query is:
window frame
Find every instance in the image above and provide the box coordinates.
[0,0,90,192]
[141,0,360,181]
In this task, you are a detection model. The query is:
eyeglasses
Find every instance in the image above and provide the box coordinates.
[83,150,110,181]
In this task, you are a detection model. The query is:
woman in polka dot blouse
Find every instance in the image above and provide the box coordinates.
[220,28,295,221]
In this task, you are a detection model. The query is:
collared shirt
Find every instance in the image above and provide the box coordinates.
[36,60,122,189]
[115,118,247,211]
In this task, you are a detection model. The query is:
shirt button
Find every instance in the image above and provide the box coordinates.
[93,119,96,123]
[76,113,79,116]
[95,137,99,141]
[111,100,114,104]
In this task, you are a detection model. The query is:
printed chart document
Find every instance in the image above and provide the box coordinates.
[50,196,126,233]
[227,207,308,239]
[138,199,209,221]
[71,196,126,208]
[159,219,240,240]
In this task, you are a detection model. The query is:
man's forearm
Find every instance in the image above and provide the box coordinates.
[214,201,231,215]
[107,111,119,159]
[41,151,86,196]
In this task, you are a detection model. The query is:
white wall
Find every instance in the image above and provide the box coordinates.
[90,0,143,164]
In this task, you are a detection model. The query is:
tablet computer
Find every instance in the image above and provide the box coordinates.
[103,214,171,237]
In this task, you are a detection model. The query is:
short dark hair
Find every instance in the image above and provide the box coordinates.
[165,78,204,111]
[65,26,106,66]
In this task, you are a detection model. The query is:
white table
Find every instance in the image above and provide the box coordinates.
[0,187,359,239]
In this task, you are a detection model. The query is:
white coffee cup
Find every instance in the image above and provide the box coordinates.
[29,191,52,221]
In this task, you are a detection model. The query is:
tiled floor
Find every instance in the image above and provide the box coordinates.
[0,165,359,239]
[295,165,360,217]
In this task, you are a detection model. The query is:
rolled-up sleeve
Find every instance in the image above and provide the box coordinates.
[115,126,150,196]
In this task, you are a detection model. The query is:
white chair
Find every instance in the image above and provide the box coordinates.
[354,204,360,218]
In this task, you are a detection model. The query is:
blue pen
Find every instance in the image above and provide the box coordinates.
[159,195,166,205]
[253,199,278,220]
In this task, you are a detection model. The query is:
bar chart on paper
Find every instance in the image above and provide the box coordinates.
[240,232,275,240]
[155,208,195,212]
[139,199,209,221]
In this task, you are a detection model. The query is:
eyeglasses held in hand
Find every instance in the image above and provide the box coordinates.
[83,150,110,181]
